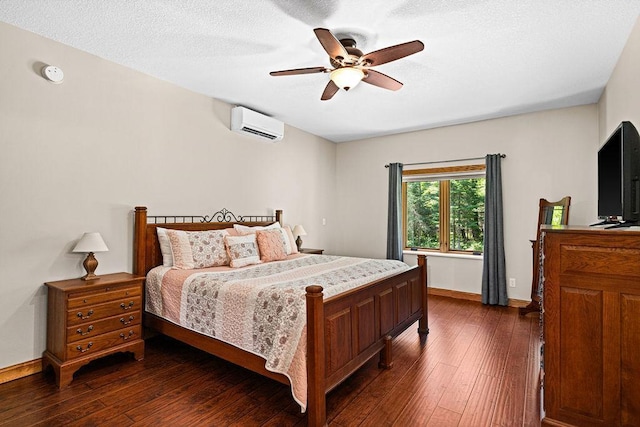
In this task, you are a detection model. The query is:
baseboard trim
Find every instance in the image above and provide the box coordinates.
[428,287,529,309]
[0,358,42,385]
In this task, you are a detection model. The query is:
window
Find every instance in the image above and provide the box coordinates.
[403,165,485,253]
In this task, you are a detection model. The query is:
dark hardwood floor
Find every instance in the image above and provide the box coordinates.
[0,295,541,426]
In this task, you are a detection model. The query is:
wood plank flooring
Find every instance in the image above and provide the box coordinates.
[0,295,541,426]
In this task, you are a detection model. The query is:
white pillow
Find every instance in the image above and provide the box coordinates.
[156,228,174,267]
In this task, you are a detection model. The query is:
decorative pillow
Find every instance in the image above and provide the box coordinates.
[156,227,174,267]
[256,229,288,262]
[233,222,281,235]
[188,229,230,268]
[234,223,297,254]
[224,234,262,268]
[166,230,195,270]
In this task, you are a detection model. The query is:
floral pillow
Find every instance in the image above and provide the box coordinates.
[188,229,230,268]
[256,229,288,262]
[224,234,262,268]
[165,229,229,269]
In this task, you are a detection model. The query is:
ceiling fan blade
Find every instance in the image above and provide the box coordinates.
[314,28,349,61]
[362,69,403,91]
[270,66,328,76]
[360,40,424,67]
[321,80,339,101]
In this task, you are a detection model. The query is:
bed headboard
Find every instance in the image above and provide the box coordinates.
[133,206,283,276]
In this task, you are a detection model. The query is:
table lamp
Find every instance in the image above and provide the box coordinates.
[73,232,109,280]
[292,225,307,251]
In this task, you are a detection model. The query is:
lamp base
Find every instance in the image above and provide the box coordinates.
[295,236,303,251]
[81,252,100,281]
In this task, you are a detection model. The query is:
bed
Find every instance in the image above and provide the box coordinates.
[133,206,428,426]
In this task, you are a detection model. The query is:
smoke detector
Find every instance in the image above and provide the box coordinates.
[41,65,64,84]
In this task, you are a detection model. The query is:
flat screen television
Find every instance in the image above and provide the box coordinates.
[597,121,640,227]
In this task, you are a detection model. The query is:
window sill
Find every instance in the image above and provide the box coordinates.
[403,250,483,260]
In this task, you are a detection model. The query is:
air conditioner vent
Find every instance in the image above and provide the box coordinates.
[231,107,284,142]
[241,126,279,140]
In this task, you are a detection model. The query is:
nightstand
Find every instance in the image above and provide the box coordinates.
[299,248,324,254]
[42,272,145,388]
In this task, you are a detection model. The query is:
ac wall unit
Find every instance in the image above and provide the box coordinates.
[231,106,284,142]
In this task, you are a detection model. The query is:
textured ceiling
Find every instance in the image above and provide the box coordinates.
[2,1,640,142]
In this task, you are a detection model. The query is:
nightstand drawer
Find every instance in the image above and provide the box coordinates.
[68,285,141,309]
[67,296,141,325]
[66,312,141,343]
[66,326,142,360]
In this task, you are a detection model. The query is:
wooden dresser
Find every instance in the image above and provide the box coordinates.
[541,226,640,426]
[42,272,145,388]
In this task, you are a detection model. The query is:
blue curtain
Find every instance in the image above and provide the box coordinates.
[386,163,403,261]
[482,154,507,305]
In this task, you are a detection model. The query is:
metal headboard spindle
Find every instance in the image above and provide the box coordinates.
[146,208,277,224]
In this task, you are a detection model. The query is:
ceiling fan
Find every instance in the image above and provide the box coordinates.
[270,28,424,101]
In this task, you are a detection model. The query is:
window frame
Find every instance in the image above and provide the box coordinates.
[402,164,486,254]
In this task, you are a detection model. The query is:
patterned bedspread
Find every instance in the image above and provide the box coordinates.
[145,254,409,411]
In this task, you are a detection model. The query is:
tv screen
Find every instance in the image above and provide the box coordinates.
[598,128,623,219]
[597,121,640,226]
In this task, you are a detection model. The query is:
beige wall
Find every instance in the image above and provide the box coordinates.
[334,15,640,302]
[0,22,337,368]
[335,105,599,300]
[3,13,640,371]
[599,16,640,143]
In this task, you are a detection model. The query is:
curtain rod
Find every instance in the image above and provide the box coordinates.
[384,153,506,168]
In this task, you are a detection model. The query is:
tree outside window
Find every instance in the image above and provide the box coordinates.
[403,166,485,253]
[449,177,485,252]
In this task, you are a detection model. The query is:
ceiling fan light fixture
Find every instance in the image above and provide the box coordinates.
[330,67,364,91]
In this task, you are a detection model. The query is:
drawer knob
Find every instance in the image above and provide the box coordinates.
[76,310,94,320]
[120,315,134,325]
[120,301,135,310]
[76,342,93,353]
[120,330,134,340]
[76,325,94,336]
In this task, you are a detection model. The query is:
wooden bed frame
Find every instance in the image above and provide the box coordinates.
[133,206,428,426]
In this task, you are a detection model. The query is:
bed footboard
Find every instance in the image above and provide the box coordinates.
[305,255,428,426]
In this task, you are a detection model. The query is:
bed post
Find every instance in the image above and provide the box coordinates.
[417,254,429,335]
[275,209,283,225]
[305,285,327,427]
[134,206,147,277]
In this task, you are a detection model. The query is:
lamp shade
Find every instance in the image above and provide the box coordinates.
[292,225,307,237]
[330,67,364,91]
[73,232,109,253]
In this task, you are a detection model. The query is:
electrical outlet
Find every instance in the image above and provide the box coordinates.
[509,278,516,288]
[322,218,326,226]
